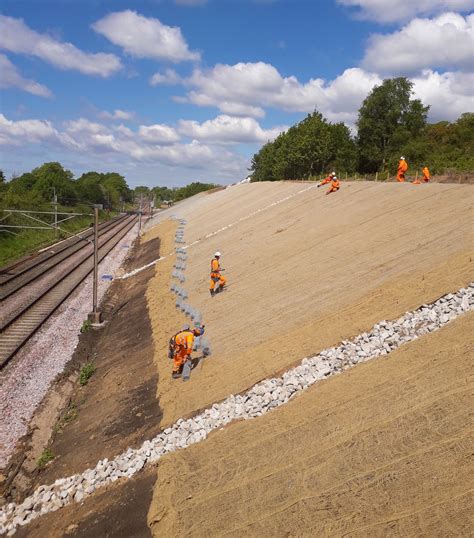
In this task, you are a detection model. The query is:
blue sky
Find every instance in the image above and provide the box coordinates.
[1,0,473,187]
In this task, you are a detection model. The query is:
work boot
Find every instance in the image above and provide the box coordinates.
[172,371,181,379]
[210,289,215,297]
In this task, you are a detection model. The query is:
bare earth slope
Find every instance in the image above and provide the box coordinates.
[150,182,473,425]
[149,312,473,537]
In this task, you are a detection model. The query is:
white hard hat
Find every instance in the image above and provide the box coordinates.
[400,156,405,160]
[331,171,336,176]
[215,251,221,257]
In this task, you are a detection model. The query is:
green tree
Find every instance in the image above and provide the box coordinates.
[76,172,106,205]
[31,162,78,204]
[357,77,429,173]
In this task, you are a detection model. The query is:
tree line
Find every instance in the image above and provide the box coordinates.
[0,162,132,211]
[134,182,219,205]
[0,163,220,212]
[250,77,474,181]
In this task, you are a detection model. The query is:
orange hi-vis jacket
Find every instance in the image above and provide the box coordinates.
[422,166,430,181]
[331,178,340,189]
[173,330,195,356]
[211,258,221,276]
[398,159,408,174]
[320,175,332,186]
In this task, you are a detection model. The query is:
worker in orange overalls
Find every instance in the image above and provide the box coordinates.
[422,166,431,182]
[210,251,226,296]
[397,157,408,182]
[326,175,340,195]
[318,172,336,188]
[168,325,205,378]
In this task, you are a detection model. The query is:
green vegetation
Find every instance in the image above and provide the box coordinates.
[79,362,96,386]
[251,112,356,181]
[133,182,219,206]
[80,319,92,333]
[37,448,55,468]
[251,77,474,181]
[53,401,78,434]
[0,162,129,266]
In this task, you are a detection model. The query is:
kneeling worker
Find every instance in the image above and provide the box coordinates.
[210,251,226,296]
[318,172,336,188]
[326,175,340,195]
[169,325,205,378]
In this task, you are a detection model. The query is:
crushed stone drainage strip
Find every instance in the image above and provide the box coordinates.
[1,284,472,535]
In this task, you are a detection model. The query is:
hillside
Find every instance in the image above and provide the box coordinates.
[8,180,473,537]
[145,181,472,425]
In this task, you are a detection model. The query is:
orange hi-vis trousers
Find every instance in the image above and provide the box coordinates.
[173,347,191,374]
[210,272,226,291]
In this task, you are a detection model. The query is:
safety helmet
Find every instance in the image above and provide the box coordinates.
[400,156,405,160]
[331,171,336,176]
[214,251,221,257]
[193,326,205,336]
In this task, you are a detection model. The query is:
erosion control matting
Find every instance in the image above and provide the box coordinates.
[149,312,473,537]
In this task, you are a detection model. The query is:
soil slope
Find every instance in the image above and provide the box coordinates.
[149,182,473,425]
[149,312,473,537]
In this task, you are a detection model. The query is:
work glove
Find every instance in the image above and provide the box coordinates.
[317,184,321,188]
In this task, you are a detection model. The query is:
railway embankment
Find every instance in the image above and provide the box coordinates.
[1,181,473,536]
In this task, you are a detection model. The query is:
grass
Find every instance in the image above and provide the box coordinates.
[53,401,78,434]
[0,209,118,267]
[80,319,92,333]
[37,448,55,468]
[79,362,96,386]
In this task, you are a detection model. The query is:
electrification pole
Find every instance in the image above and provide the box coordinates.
[89,204,103,324]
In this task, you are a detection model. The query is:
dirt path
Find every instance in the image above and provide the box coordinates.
[151,182,473,425]
[149,312,473,537]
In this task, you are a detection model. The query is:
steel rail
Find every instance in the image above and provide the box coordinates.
[0,215,137,369]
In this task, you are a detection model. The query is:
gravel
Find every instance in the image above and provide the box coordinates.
[0,224,138,470]
[1,282,472,535]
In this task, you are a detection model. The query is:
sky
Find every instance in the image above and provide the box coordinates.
[0,0,473,188]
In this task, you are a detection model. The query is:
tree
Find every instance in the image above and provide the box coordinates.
[31,162,78,204]
[356,78,429,173]
[250,111,356,181]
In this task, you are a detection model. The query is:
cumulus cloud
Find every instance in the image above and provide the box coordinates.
[178,114,287,144]
[338,0,474,23]
[412,70,474,121]
[0,54,52,97]
[0,113,245,178]
[181,62,381,124]
[150,68,182,86]
[363,13,474,74]
[99,109,135,121]
[92,10,200,62]
[0,15,122,77]
[138,124,181,143]
[0,113,59,145]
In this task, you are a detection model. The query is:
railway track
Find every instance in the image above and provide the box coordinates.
[0,214,137,369]
[0,214,130,300]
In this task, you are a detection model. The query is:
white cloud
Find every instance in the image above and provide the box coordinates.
[92,10,200,62]
[0,113,59,145]
[138,124,181,143]
[150,68,182,86]
[0,15,122,77]
[0,54,52,97]
[182,62,381,124]
[99,109,135,121]
[338,0,474,23]
[0,113,245,178]
[412,70,474,121]
[178,115,287,144]
[363,13,474,74]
